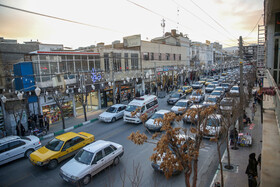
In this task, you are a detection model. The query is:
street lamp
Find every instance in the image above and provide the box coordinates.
[35,86,41,97]
[17,92,23,100]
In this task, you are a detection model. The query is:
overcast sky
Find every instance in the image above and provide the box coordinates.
[0,0,263,49]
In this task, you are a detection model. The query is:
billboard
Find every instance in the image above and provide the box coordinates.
[123,35,141,47]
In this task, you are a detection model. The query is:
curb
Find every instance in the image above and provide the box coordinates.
[39,118,98,141]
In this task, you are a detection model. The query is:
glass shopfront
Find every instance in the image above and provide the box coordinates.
[121,84,135,102]
[75,91,99,116]
[42,101,74,124]
[101,87,114,108]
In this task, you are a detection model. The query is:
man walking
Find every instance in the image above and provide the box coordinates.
[245,153,258,187]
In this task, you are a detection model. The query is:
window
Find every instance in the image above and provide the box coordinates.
[74,55,82,72]
[166,53,170,60]
[151,53,154,60]
[104,53,110,72]
[146,100,158,109]
[9,140,25,150]
[143,52,149,60]
[94,56,101,71]
[82,56,88,71]
[94,150,103,162]
[113,53,122,71]
[173,54,176,60]
[0,143,9,153]
[63,140,72,150]
[125,53,129,71]
[104,146,114,156]
[71,136,84,146]
[131,53,139,70]
[179,54,181,61]
[121,106,126,110]
[159,53,162,61]
[110,145,117,151]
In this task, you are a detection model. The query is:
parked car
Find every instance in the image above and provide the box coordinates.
[183,104,205,123]
[219,97,235,113]
[145,110,174,131]
[167,92,186,105]
[210,90,223,101]
[229,85,239,94]
[189,91,205,103]
[205,79,214,86]
[214,86,225,96]
[213,75,220,81]
[212,81,220,87]
[171,99,193,115]
[99,104,126,122]
[191,82,203,89]
[0,135,41,165]
[178,86,193,94]
[60,140,124,185]
[205,84,215,93]
[201,114,222,138]
[221,83,230,92]
[203,96,219,107]
[29,132,95,169]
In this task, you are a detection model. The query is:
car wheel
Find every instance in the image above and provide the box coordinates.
[113,156,120,166]
[82,174,91,185]
[111,117,116,123]
[47,159,58,169]
[25,149,34,158]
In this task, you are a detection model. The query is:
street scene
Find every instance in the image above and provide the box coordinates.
[1,0,280,187]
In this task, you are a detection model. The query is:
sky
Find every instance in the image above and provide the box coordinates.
[0,0,264,49]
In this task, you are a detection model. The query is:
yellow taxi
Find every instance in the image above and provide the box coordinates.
[29,132,94,169]
[205,79,214,86]
[222,72,227,76]
[178,86,193,94]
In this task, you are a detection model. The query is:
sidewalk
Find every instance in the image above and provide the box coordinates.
[211,99,263,187]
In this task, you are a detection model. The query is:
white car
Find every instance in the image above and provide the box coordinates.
[201,114,222,138]
[230,85,239,94]
[171,99,193,115]
[60,140,124,185]
[214,86,225,96]
[203,96,218,107]
[189,91,205,103]
[0,135,41,165]
[99,104,126,122]
[183,104,205,123]
[205,84,215,93]
[145,110,173,131]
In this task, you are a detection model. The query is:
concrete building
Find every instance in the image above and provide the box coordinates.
[264,0,280,85]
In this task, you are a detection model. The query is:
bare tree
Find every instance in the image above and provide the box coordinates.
[52,92,66,129]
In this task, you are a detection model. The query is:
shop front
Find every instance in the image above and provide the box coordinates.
[120,83,135,102]
[75,91,99,116]
[100,86,113,108]
[40,95,74,125]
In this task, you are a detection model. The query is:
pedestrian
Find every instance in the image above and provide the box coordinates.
[145,89,149,95]
[136,91,140,97]
[257,153,261,170]
[44,115,49,132]
[27,117,32,131]
[116,94,120,104]
[251,103,256,121]
[127,92,131,103]
[245,153,258,187]
[39,114,44,128]
[230,128,238,145]
[153,86,157,95]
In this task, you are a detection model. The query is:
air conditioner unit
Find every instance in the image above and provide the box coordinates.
[52,75,65,87]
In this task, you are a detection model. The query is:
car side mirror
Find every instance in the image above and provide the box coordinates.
[91,161,97,165]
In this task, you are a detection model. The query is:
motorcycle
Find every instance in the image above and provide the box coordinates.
[31,127,47,137]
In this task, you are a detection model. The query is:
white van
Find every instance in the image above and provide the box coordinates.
[124,95,159,124]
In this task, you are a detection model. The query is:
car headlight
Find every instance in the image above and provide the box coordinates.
[37,161,44,166]
[71,175,80,180]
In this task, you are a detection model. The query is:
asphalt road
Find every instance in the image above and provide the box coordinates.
[0,88,226,187]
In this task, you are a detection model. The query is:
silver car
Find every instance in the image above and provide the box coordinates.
[145,110,173,131]
[0,135,41,165]
[60,140,124,185]
[171,99,193,115]
[205,84,215,93]
[189,91,205,103]
[99,104,126,122]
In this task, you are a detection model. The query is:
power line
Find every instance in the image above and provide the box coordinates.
[189,0,238,40]
[171,0,237,44]
[0,3,123,34]
[244,14,263,39]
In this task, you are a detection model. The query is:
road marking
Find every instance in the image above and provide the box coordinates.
[6,173,32,187]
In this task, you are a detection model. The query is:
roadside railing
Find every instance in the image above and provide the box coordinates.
[266,69,280,133]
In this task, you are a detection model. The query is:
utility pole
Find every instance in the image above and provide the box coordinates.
[238,36,244,131]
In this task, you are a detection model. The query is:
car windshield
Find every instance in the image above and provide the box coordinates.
[207,85,215,88]
[206,97,217,102]
[211,92,221,96]
[192,92,201,96]
[221,84,229,87]
[175,102,188,107]
[74,149,94,165]
[125,105,138,112]
[232,87,239,90]
[213,81,218,84]
[215,87,223,91]
[221,100,232,106]
[182,87,189,90]
[171,93,181,98]
[45,138,64,151]
[194,82,200,85]
[151,113,164,119]
[207,118,220,127]
[106,107,117,113]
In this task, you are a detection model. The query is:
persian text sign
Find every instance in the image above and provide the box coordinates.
[123,35,141,47]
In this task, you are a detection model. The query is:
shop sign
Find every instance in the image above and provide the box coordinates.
[156,67,163,72]
[163,66,174,71]
[123,34,141,47]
